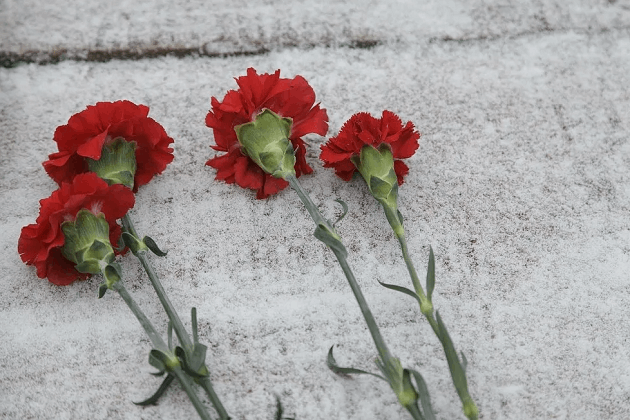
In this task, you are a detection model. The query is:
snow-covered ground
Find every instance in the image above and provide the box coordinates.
[2,1,630,419]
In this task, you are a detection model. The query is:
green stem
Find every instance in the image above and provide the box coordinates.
[382,206,478,420]
[170,366,214,420]
[112,281,169,352]
[405,403,426,420]
[123,214,193,350]
[286,176,392,371]
[110,281,213,420]
[381,206,432,315]
[121,214,231,420]
[332,245,393,363]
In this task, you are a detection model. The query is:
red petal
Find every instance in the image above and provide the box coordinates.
[393,160,409,185]
[234,156,264,190]
[45,248,89,286]
[76,130,109,159]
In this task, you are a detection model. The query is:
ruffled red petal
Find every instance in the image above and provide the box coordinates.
[320,110,420,184]
[18,173,135,286]
[206,68,328,199]
[43,101,173,190]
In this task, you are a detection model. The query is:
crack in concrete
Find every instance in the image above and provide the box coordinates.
[0,39,381,68]
[1,24,628,68]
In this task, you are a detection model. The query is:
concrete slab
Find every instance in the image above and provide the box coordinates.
[1,1,630,420]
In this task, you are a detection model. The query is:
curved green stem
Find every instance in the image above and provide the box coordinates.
[405,403,426,420]
[111,281,169,352]
[284,175,437,415]
[121,214,231,420]
[110,281,213,420]
[331,246,393,363]
[171,366,214,420]
[382,205,478,420]
[123,214,193,350]
[287,175,391,361]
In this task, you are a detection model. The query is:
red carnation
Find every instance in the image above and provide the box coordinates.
[320,110,420,185]
[18,173,135,286]
[43,100,174,192]
[205,68,328,199]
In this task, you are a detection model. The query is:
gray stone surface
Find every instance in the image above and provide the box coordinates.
[1,1,630,419]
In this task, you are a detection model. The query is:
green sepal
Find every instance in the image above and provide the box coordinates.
[377,279,422,306]
[133,374,175,406]
[409,369,436,420]
[144,236,167,257]
[102,262,122,288]
[87,137,137,189]
[333,199,349,227]
[354,144,399,210]
[61,209,114,271]
[426,247,435,303]
[326,346,386,381]
[121,231,147,255]
[314,223,347,258]
[435,311,472,406]
[75,260,102,274]
[370,175,396,202]
[234,109,296,179]
[97,284,108,299]
[83,240,113,264]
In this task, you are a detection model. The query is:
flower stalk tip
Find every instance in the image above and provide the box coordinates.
[88,137,138,189]
[352,144,399,211]
[235,109,296,180]
[61,209,116,276]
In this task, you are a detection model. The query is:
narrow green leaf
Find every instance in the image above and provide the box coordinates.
[274,395,296,420]
[435,311,469,401]
[377,279,422,306]
[144,236,167,257]
[275,395,284,420]
[191,307,198,344]
[326,346,386,381]
[409,369,436,420]
[148,349,167,376]
[397,209,404,226]
[313,224,347,258]
[134,374,175,406]
[114,235,126,252]
[175,346,207,378]
[97,284,108,299]
[121,231,143,255]
[167,320,173,350]
[426,247,436,302]
[461,351,468,374]
[189,343,208,373]
[333,199,349,227]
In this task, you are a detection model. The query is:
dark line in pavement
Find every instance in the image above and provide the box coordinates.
[0,40,381,68]
[2,24,627,68]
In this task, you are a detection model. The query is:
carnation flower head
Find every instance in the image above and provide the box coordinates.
[43,100,174,192]
[205,68,328,199]
[320,110,420,185]
[18,173,135,286]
